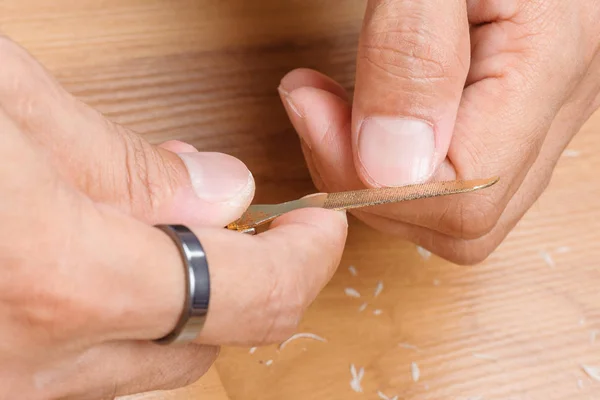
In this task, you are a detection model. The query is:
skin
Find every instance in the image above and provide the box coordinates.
[279,0,600,264]
[2,0,600,396]
[0,37,347,398]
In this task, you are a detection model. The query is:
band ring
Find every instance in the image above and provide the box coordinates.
[154,225,210,344]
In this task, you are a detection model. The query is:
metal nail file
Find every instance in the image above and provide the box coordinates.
[226,177,499,234]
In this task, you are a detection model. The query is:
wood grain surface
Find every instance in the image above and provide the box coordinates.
[2,1,599,399]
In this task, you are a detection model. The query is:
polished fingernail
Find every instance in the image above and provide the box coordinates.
[358,117,435,186]
[177,152,254,204]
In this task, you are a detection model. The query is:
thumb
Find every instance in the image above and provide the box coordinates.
[98,130,255,227]
[0,37,254,226]
[352,0,470,187]
[66,123,255,227]
[148,145,256,227]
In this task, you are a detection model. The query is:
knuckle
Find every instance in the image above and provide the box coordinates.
[14,91,48,131]
[0,215,107,348]
[120,128,172,216]
[0,36,60,132]
[3,264,70,345]
[360,19,458,83]
[428,219,510,265]
[439,194,501,240]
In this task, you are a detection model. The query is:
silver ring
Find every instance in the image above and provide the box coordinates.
[154,225,210,344]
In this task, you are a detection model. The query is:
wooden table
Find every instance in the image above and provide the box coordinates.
[2,1,599,399]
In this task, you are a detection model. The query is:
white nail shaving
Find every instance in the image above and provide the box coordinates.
[562,149,581,157]
[416,246,431,260]
[349,364,364,393]
[591,330,598,344]
[411,362,420,382]
[348,265,358,276]
[540,250,555,268]
[581,364,600,382]
[278,332,327,351]
[377,390,397,400]
[345,288,361,298]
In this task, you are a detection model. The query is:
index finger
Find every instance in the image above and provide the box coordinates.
[193,207,348,345]
[44,197,348,347]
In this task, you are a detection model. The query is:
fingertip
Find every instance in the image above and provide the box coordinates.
[356,117,437,187]
[155,152,255,227]
[281,86,362,192]
[280,68,350,101]
[284,87,351,148]
[188,208,347,345]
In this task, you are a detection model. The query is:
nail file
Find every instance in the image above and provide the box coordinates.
[226,177,500,234]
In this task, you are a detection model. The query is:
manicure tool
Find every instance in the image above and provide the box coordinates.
[226,177,500,234]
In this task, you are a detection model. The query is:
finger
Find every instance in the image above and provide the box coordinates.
[0,107,186,352]
[351,145,552,265]
[2,35,344,351]
[29,179,347,347]
[353,76,598,265]
[0,36,254,227]
[195,207,348,345]
[277,70,459,237]
[31,342,218,399]
[279,69,362,192]
[277,45,593,263]
[352,0,470,187]
[336,6,588,240]
[465,0,519,25]
[279,68,351,103]
[278,70,332,193]
[278,70,451,242]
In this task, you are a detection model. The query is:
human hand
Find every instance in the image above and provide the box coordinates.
[279,0,600,264]
[0,36,347,399]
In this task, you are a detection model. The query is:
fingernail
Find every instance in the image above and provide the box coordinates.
[337,210,348,226]
[177,152,254,204]
[278,86,304,119]
[358,117,435,186]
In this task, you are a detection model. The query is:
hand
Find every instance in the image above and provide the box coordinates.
[278,0,600,264]
[0,36,347,399]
